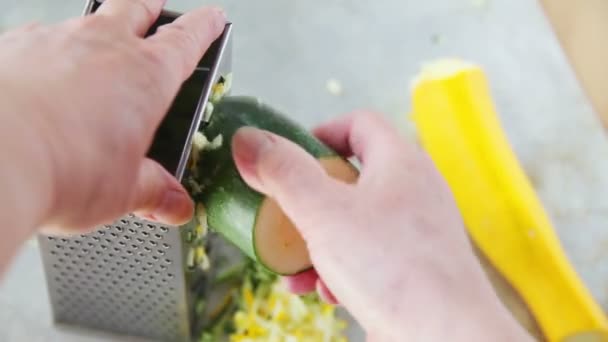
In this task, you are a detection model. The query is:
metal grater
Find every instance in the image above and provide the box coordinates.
[37,1,233,341]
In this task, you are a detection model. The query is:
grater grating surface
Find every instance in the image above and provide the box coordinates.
[39,215,188,341]
[37,1,233,341]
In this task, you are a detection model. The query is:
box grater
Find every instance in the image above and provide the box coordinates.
[37,1,233,341]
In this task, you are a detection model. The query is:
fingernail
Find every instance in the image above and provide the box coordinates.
[153,190,194,225]
[233,127,275,172]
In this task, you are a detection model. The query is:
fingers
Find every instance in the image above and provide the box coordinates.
[232,127,346,222]
[130,158,194,225]
[283,269,319,295]
[283,270,339,305]
[147,6,226,81]
[316,279,339,305]
[313,111,408,170]
[96,0,166,36]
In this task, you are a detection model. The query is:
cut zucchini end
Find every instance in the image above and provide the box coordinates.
[252,156,358,275]
[254,197,312,276]
[318,156,359,184]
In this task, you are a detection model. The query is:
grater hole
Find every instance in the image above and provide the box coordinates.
[42,216,181,339]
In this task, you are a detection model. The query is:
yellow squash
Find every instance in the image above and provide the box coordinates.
[410,59,608,342]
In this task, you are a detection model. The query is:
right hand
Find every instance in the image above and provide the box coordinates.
[231,112,531,341]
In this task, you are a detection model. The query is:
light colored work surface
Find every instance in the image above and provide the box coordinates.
[2,0,608,341]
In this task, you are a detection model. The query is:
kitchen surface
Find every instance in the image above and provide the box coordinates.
[2,0,608,341]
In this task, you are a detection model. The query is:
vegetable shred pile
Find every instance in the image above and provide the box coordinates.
[199,260,348,342]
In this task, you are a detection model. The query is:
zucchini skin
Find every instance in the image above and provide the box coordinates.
[195,96,338,274]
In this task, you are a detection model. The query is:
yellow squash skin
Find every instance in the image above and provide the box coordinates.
[410,59,608,342]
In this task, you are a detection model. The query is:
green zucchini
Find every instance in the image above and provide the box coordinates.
[189,96,358,275]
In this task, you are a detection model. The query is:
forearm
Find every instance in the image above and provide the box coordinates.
[0,100,54,275]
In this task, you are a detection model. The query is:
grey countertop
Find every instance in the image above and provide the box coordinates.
[3,0,608,341]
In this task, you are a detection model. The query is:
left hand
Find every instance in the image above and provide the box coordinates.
[0,0,225,235]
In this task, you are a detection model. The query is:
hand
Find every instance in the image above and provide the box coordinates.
[0,0,225,235]
[231,113,531,341]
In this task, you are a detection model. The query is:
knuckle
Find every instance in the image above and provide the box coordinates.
[71,15,112,31]
[137,44,174,98]
[139,42,168,71]
[160,23,199,53]
[263,151,300,180]
[351,110,383,124]
[132,0,157,25]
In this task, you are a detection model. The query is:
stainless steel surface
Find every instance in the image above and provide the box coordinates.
[3,0,608,341]
[176,23,232,180]
[38,217,189,342]
[200,29,232,127]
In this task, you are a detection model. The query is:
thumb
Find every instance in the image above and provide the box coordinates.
[130,158,194,225]
[232,127,346,227]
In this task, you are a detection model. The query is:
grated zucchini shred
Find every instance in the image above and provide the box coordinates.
[229,280,348,342]
[199,261,348,342]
